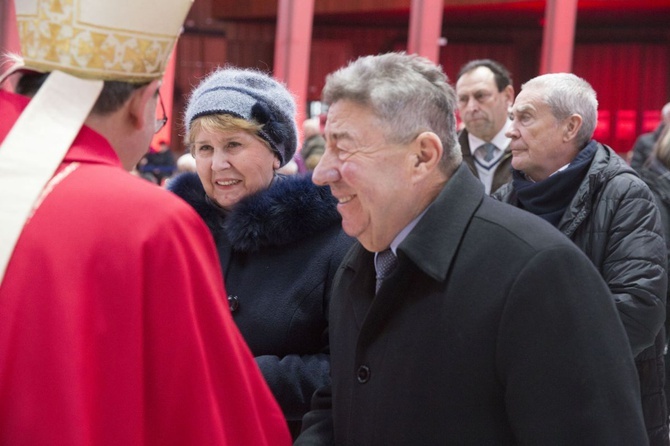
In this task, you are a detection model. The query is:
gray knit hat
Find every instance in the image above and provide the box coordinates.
[184,67,298,166]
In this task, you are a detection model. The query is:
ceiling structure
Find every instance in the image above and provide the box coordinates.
[312,1,670,28]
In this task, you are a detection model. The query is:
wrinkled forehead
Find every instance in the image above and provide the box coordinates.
[324,100,389,145]
[512,86,549,113]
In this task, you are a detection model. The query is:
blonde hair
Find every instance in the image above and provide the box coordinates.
[187,114,270,156]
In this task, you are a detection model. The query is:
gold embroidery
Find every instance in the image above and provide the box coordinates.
[16,0,179,82]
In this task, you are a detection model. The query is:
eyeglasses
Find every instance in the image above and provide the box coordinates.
[155,91,168,134]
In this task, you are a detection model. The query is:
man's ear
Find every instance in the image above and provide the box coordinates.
[128,79,161,130]
[411,132,443,181]
[503,84,515,106]
[564,114,583,142]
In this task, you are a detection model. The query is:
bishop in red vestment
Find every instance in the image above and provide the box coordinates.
[0,89,292,445]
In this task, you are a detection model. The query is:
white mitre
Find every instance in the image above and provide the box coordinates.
[15,0,193,82]
[0,0,194,283]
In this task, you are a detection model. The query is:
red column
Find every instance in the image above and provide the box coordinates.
[540,0,578,74]
[273,0,315,137]
[1,0,21,89]
[152,48,177,148]
[407,0,444,64]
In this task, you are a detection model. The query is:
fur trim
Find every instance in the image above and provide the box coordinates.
[167,172,226,238]
[168,172,341,252]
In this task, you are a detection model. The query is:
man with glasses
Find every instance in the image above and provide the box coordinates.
[138,96,177,185]
[0,1,291,444]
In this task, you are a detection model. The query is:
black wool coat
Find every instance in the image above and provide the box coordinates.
[296,165,647,445]
[169,172,354,427]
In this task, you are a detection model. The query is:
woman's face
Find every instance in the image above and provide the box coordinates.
[192,127,279,210]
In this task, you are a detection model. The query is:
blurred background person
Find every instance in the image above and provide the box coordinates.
[638,125,670,420]
[162,150,197,188]
[168,67,353,438]
[455,59,515,194]
[631,102,670,171]
[138,139,177,185]
[176,151,197,174]
[300,117,326,171]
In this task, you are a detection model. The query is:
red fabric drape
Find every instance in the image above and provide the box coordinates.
[573,44,670,153]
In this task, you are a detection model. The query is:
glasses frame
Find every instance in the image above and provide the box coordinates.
[155,91,168,134]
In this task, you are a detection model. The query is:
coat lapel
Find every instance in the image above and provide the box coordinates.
[401,164,485,283]
[342,164,486,346]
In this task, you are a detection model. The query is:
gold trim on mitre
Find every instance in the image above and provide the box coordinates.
[15,0,193,83]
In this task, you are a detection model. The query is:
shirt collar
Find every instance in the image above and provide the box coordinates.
[381,206,430,257]
[467,119,513,154]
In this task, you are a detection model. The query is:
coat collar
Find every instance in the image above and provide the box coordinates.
[557,142,634,234]
[168,172,341,252]
[400,163,485,282]
[341,163,485,284]
[340,163,485,337]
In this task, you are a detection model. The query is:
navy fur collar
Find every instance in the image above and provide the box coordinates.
[168,172,341,252]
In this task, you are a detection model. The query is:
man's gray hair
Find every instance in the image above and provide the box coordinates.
[322,52,462,171]
[661,102,670,123]
[521,73,598,149]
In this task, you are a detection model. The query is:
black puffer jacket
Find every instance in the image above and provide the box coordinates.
[639,158,670,295]
[169,172,354,436]
[496,143,668,445]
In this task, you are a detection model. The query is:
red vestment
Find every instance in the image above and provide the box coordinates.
[0,90,291,445]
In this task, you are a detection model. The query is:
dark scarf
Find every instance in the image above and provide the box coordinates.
[513,141,598,226]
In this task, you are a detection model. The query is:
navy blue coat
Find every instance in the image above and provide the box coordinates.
[169,173,354,434]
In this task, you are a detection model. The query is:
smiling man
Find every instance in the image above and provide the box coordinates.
[495,72,668,446]
[294,52,648,445]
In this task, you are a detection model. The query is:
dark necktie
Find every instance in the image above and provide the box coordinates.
[478,142,497,162]
[375,249,398,293]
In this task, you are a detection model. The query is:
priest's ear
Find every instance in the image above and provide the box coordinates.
[127,79,161,131]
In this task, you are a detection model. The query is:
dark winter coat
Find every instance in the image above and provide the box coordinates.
[639,157,670,425]
[496,143,668,446]
[639,158,670,290]
[458,128,513,194]
[296,165,647,445]
[169,172,354,433]
[631,124,665,172]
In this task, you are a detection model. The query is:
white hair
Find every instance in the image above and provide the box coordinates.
[521,73,598,148]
